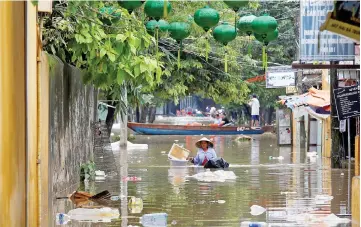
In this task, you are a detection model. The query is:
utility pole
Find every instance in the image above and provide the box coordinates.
[330,61,341,167]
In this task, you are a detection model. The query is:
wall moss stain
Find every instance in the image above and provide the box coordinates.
[48,53,98,197]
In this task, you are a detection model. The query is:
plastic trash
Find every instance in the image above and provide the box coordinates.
[211,200,226,204]
[314,194,333,204]
[110,195,120,201]
[187,169,237,182]
[140,213,168,227]
[56,207,119,224]
[269,156,284,160]
[250,205,266,216]
[122,176,142,182]
[56,213,71,225]
[204,158,229,169]
[322,213,351,226]
[240,221,267,227]
[129,197,143,214]
[95,170,105,176]
[280,191,297,195]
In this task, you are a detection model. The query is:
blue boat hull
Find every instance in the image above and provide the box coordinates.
[131,126,264,135]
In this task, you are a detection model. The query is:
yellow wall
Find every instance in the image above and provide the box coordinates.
[39,52,50,226]
[27,2,39,226]
[0,2,27,226]
[356,135,360,177]
[352,176,360,227]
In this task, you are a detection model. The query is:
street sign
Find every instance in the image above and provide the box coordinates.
[266,67,296,88]
[300,0,355,61]
[333,85,360,120]
[320,1,360,42]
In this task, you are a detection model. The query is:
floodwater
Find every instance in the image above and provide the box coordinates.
[53,134,354,227]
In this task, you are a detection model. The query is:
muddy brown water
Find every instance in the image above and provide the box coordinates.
[53,134,353,227]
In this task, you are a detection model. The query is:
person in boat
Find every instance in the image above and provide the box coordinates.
[248,94,260,127]
[188,137,217,166]
[218,112,230,126]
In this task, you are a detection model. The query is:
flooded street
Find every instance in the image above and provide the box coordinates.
[53,134,353,227]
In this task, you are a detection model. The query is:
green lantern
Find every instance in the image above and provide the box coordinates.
[168,22,191,69]
[145,19,169,35]
[98,7,121,26]
[213,22,237,46]
[255,29,279,70]
[213,22,237,73]
[237,14,256,55]
[194,5,220,32]
[144,0,172,21]
[194,5,220,61]
[252,14,278,35]
[157,19,169,32]
[224,1,249,34]
[145,20,158,35]
[146,19,169,64]
[237,15,256,35]
[118,1,144,14]
[223,0,249,12]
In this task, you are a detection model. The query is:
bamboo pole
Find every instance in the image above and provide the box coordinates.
[0,2,27,226]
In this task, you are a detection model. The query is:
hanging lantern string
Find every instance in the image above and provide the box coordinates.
[155,27,159,64]
[178,41,182,70]
[164,0,168,19]
[264,46,268,71]
[248,35,252,56]
[234,12,236,31]
[158,39,287,68]
[224,48,228,73]
[262,44,266,70]
[205,31,210,62]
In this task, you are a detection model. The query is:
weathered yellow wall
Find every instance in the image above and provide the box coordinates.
[355,135,360,177]
[352,176,360,227]
[27,2,39,226]
[39,52,50,226]
[0,2,26,227]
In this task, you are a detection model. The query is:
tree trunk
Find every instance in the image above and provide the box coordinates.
[105,106,115,135]
[330,61,342,168]
[140,104,149,123]
[148,106,156,123]
[135,104,140,123]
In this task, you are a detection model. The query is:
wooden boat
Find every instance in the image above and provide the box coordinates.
[128,122,273,135]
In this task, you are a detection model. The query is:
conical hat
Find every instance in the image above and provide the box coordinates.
[195,137,214,148]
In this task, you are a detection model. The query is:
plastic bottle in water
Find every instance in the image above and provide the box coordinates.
[140,213,168,227]
[110,195,120,201]
[240,221,267,227]
[55,213,71,225]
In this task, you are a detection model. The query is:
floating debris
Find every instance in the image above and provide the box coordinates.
[250,205,266,216]
[269,156,284,160]
[140,213,168,227]
[280,191,297,195]
[187,169,237,182]
[122,176,142,182]
[56,207,119,224]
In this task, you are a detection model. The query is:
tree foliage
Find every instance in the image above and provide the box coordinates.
[42,0,299,117]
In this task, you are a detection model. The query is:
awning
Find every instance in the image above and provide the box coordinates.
[280,88,331,118]
[305,107,330,120]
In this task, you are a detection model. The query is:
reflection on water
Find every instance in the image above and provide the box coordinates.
[53,134,353,227]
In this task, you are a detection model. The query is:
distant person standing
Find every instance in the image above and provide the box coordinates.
[248,95,260,127]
